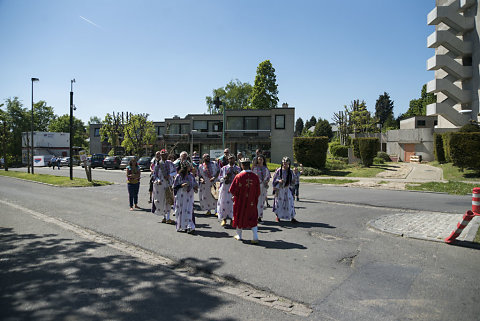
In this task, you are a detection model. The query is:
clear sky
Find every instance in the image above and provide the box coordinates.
[0,0,435,125]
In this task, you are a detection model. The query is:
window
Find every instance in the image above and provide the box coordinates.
[434,120,438,126]
[275,115,285,129]
[180,124,190,134]
[244,117,258,130]
[193,120,208,131]
[227,117,243,130]
[209,121,222,132]
[258,117,271,130]
[169,124,180,134]
[416,120,426,127]
[157,126,165,136]
[94,128,100,137]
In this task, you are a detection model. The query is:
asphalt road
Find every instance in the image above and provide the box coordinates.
[1,168,479,320]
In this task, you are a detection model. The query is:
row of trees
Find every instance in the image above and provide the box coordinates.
[205,60,279,113]
[0,97,93,165]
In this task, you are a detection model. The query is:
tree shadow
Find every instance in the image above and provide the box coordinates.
[194,230,231,239]
[260,220,336,230]
[463,172,480,179]
[0,227,235,320]
[244,239,307,250]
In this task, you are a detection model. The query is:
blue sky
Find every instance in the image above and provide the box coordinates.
[0,0,435,125]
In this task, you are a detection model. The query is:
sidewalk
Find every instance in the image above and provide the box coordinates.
[303,162,480,245]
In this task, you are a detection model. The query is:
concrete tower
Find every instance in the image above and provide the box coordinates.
[426,0,479,128]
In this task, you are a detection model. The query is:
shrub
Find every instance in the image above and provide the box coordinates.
[459,122,480,132]
[376,151,390,162]
[358,137,379,167]
[373,157,384,164]
[434,133,445,163]
[352,138,360,158]
[294,137,329,169]
[330,144,349,158]
[302,166,324,176]
[326,157,348,170]
[442,132,452,163]
[449,132,480,171]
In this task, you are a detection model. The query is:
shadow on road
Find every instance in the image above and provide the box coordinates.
[248,239,307,250]
[0,227,234,321]
[260,220,336,230]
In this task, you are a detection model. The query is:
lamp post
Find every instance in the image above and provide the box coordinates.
[31,78,39,174]
[70,79,75,180]
[213,97,224,149]
[190,129,198,156]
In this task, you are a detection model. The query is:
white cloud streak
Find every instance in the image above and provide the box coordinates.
[79,16,103,29]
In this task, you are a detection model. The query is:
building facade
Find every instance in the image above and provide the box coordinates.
[21,131,71,163]
[427,0,479,127]
[89,107,295,164]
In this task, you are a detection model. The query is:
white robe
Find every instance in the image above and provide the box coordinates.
[198,161,219,211]
[173,173,198,230]
[216,164,241,220]
[272,167,296,220]
[252,165,270,218]
[152,160,176,218]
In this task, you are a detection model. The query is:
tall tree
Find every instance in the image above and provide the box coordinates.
[294,117,304,137]
[88,116,102,125]
[48,115,87,148]
[122,113,156,156]
[314,118,333,139]
[205,79,252,114]
[333,110,350,145]
[374,92,394,126]
[346,100,376,134]
[248,60,279,109]
[398,84,436,121]
[4,97,29,163]
[100,112,125,155]
[304,116,317,130]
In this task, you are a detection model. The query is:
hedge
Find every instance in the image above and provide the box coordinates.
[442,132,452,163]
[330,143,349,158]
[433,133,445,163]
[376,151,390,162]
[294,137,329,169]
[449,132,480,171]
[352,138,361,158]
[358,137,379,167]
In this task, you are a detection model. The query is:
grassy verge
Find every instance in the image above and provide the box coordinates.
[301,178,359,184]
[429,161,480,181]
[406,181,478,195]
[0,170,112,187]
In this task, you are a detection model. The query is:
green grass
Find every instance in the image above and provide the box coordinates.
[429,161,480,181]
[301,178,359,184]
[0,170,112,187]
[406,181,479,195]
[267,162,281,172]
[475,227,480,244]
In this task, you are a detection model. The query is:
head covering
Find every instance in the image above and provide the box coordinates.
[282,156,291,165]
[239,157,250,163]
[160,149,167,154]
[203,153,210,159]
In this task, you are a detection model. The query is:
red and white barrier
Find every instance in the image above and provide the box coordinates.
[444,188,480,244]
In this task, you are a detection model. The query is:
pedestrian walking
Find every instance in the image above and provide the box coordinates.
[152,150,176,223]
[252,154,270,222]
[126,158,141,211]
[51,157,57,170]
[272,157,298,223]
[173,161,198,234]
[216,154,241,227]
[230,157,261,244]
[217,148,230,169]
[290,164,303,201]
[198,153,219,216]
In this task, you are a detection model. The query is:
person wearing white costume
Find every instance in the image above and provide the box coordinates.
[252,154,270,222]
[272,156,298,223]
[152,149,177,224]
[216,154,241,227]
[198,153,219,216]
[173,161,198,234]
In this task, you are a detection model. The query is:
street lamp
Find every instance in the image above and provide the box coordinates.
[190,129,198,156]
[31,77,39,174]
[376,123,382,152]
[70,79,75,180]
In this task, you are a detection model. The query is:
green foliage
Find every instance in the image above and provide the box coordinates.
[301,166,324,176]
[358,137,379,167]
[326,157,348,170]
[352,138,360,158]
[373,157,384,164]
[375,92,394,126]
[449,132,480,171]
[304,116,317,130]
[442,132,452,163]
[205,79,252,113]
[122,113,156,156]
[248,60,279,109]
[293,137,329,169]
[459,122,480,132]
[3,97,28,163]
[398,84,436,120]
[346,100,376,134]
[330,142,349,158]
[406,181,479,195]
[294,117,304,137]
[376,151,390,162]
[266,162,280,172]
[33,101,56,131]
[100,112,125,155]
[314,118,333,139]
[48,115,87,148]
[433,133,445,163]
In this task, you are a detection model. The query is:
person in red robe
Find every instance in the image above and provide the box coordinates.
[229,157,261,244]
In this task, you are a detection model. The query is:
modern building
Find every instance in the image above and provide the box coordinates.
[21,131,71,164]
[426,0,479,127]
[89,106,295,164]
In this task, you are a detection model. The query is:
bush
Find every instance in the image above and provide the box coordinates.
[358,137,379,167]
[459,122,480,132]
[326,158,348,170]
[330,144,349,158]
[294,137,329,169]
[302,166,324,176]
[442,132,452,163]
[352,138,360,158]
[434,133,445,163]
[449,132,480,171]
[373,157,384,164]
[376,151,390,162]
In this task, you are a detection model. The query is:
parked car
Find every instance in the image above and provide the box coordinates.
[103,156,121,170]
[120,156,137,170]
[137,156,152,171]
[90,154,108,169]
[59,157,79,167]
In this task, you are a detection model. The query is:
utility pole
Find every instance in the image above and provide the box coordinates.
[70,79,75,180]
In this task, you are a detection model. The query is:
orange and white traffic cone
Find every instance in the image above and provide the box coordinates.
[445,187,480,244]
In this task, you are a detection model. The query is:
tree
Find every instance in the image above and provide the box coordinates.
[332,110,350,145]
[374,92,394,126]
[122,113,156,156]
[314,118,333,140]
[33,101,56,131]
[398,84,436,121]
[248,60,279,109]
[88,116,102,125]
[100,112,125,155]
[48,115,87,148]
[4,97,29,163]
[305,116,317,130]
[294,117,304,137]
[346,100,376,134]
[205,79,252,113]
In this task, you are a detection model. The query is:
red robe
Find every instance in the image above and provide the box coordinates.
[229,170,260,229]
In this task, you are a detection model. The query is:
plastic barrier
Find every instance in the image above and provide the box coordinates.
[444,187,480,244]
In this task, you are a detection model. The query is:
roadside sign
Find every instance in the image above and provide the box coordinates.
[210,149,223,159]
[79,150,87,162]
